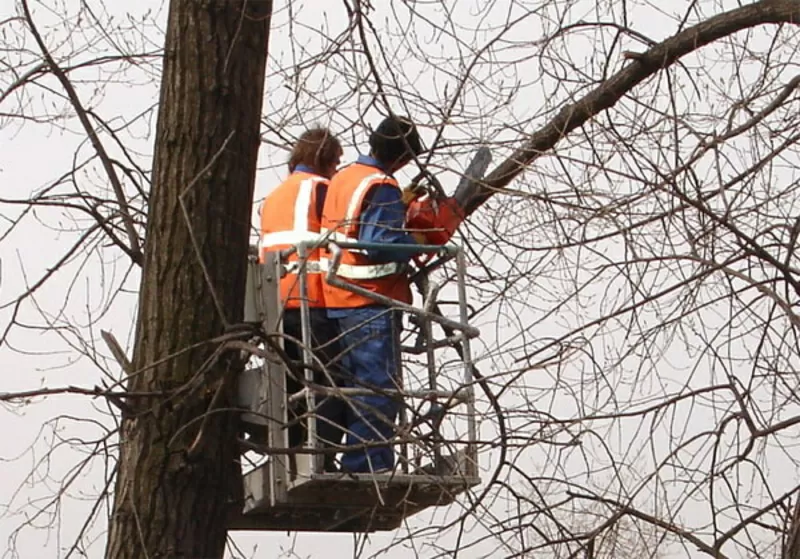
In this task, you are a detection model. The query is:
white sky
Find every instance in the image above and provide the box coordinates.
[2,0,799,558]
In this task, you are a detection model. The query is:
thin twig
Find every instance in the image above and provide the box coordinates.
[129,490,151,559]
[178,130,236,329]
[20,0,143,265]
[568,491,727,558]
[0,385,163,402]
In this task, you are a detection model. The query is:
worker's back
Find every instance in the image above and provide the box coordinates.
[321,162,412,307]
[260,169,327,308]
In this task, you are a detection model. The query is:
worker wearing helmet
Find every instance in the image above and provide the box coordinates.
[260,127,346,474]
[320,116,431,474]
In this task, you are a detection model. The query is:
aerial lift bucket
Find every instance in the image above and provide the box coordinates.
[230,241,481,533]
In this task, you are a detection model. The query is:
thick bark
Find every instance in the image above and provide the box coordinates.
[105,1,271,557]
[461,0,800,217]
[785,498,800,558]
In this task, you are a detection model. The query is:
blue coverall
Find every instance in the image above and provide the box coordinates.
[327,154,418,473]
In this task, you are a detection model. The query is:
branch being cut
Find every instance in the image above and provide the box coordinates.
[463,0,800,216]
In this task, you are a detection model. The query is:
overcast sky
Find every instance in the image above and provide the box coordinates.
[2,1,799,558]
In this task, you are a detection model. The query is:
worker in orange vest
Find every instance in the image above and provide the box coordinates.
[260,127,345,473]
[321,116,441,473]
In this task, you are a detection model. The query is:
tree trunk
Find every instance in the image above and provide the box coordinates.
[105,1,271,557]
[784,498,800,559]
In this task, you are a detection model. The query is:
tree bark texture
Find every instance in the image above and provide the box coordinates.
[785,498,800,558]
[105,1,271,557]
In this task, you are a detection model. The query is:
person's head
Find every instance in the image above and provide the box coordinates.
[288,127,343,179]
[368,116,423,173]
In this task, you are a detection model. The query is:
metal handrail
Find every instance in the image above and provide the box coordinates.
[288,386,470,403]
[254,238,479,478]
[325,243,480,339]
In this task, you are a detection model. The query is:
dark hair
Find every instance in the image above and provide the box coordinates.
[288,127,342,173]
[368,116,423,166]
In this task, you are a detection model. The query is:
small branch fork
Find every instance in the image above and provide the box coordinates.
[465,0,800,216]
[20,0,144,265]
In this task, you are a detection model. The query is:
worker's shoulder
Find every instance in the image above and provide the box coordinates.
[363,182,404,208]
[332,161,374,176]
[331,163,396,187]
[293,170,330,184]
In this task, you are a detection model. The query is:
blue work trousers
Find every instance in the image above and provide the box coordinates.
[329,306,402,473]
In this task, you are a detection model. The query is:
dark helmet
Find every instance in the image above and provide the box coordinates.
[369,115,423,166]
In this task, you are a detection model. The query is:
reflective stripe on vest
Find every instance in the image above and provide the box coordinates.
[261,230,322,247]
[318,228,404,279]
[293,177,314,233]
[260,177,321,254]
[321,162,412,307]
[260,172,328,308]
[345,172,389,226]
[336,261,404,280]
[321,171,400,280]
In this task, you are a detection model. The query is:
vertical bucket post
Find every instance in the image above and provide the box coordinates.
[396,308,409,473]
[456,249,478,477]
[239,254,267,428]
[423,280,442,468]
[296,243,321,475]
[261,250,288,504]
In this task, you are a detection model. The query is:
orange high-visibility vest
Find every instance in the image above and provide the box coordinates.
[321,163,411,308]
[260,171,328,309]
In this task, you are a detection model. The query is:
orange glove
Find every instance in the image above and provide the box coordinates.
[401,185,423,206]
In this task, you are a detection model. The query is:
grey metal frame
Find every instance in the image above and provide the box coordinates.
[239,239,480,505]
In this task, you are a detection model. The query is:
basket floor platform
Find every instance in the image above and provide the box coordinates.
[229,468,480,533]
